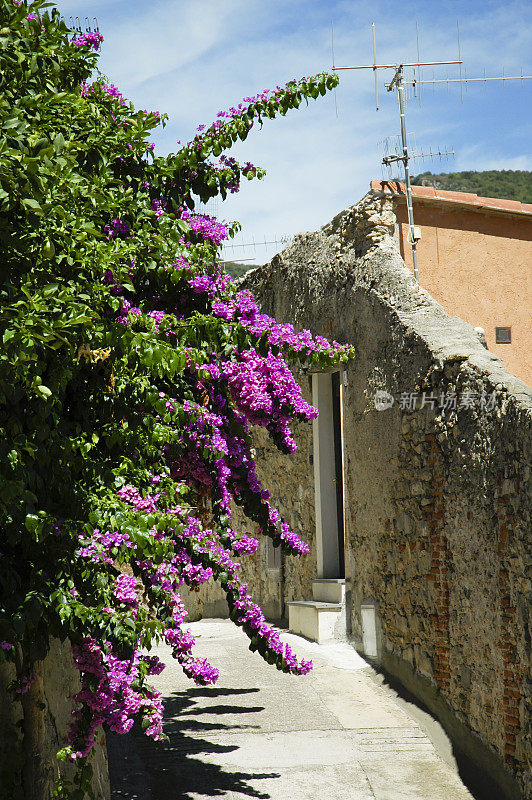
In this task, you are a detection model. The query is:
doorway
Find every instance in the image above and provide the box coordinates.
[312,370,345,579]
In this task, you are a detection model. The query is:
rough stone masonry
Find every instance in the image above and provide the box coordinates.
[210,189,530,800]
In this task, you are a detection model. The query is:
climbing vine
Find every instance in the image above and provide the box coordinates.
[0,1,349,796]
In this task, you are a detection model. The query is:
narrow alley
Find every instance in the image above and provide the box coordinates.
[108,619,475,800]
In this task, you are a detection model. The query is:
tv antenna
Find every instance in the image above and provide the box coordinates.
[380,134,455,180]
[332,22,532,283]
[405,67,532,92]
[221,234,292,264]
[332,22,461,282]
[64,16,100,34]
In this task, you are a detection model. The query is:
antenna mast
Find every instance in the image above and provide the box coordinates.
[333,29,460,282]
[390,65,418,280]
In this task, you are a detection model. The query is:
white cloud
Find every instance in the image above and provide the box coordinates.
[99,0,246,88]
[456,146,532,173]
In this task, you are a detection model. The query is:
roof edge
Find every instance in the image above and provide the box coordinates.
[370,179,532,218]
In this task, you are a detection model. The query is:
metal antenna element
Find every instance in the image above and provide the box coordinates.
[457,21,463,103]
[390,65,419,281]
[331,22,339,117]
[372,23,379,110]
[415,22,421,106]
[406,72,532,87]
[221,235,292,263]
[382,148,454,167]
[65,15,98,34]
[333,23,461,282]
[406,23,532,91]
[83,17,100,32]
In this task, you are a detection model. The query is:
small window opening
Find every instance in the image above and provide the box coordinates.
[495,327,511,344]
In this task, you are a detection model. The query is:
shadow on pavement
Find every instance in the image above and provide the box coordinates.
[370,665,501,800]
[108,686,278,800]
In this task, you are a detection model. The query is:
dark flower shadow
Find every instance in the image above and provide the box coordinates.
[109,686,279,799]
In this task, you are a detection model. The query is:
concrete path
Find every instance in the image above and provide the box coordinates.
[108,619,474,800]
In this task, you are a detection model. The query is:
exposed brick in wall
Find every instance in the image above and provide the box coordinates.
[425,436,451,695]
[497,484,525,768]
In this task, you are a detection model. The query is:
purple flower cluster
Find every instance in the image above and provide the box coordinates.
[214,288,349,361]
[117,484,160,513]
[230,533,259,555]
[142,655,165,676]
[102,83,125,103]
[48,69,349,766]
[152,197,166,219]
[267,504,309,556]
[116,298,142,326]
[231,582,312,674]
[104,218,130,240]
[180,210,229,245]
[77,528,133,565]
[69,638,164,758]
[72,30,104,51]
[181,657,219,685]
[12,0,39,21]
[113,574,139,606]
[222,348,318,452]
[81,82,125,104]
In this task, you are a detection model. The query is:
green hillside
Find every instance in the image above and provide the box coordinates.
[220,260,255,279]
[411,170,532,203]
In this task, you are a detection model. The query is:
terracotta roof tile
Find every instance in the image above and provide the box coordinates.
[370,179,532,217]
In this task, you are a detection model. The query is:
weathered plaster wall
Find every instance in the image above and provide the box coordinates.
[241,193,532,800]
[0,638,109,799]
[393,199,532,385]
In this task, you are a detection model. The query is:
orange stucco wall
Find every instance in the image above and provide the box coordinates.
[395,201,532,386]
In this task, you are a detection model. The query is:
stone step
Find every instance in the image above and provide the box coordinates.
[312,578,346,604]
[287,600,343,644]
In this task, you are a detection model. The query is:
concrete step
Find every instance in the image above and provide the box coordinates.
[312,578,346,604]
[287,600,343,644]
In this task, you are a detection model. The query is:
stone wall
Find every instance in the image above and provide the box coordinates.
[240,192,532,800]
[0,638,109,799]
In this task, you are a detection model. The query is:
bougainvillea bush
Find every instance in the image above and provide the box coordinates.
[0,1,348,796]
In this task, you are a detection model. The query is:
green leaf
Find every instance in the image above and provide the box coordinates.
[41,241,55,258]
[53,132,65,154]
[25,514,39,533]
[36,385,52,398]
[21,197,43,214]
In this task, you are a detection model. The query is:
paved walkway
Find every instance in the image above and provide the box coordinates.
[108,619,474,800]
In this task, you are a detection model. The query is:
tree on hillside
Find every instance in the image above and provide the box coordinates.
[0,2,349,797]
[411,170,532,203]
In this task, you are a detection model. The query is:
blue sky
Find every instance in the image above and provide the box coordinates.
[55,0,532,263]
